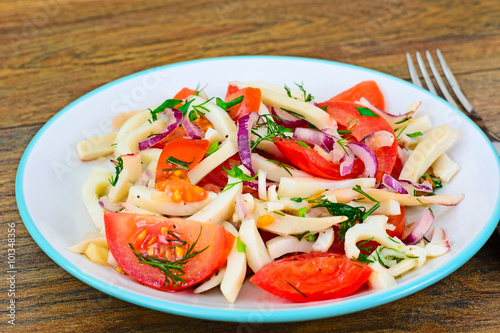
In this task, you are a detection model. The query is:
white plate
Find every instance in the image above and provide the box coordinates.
[16,56,500,322]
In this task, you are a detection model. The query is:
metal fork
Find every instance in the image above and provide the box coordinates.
[406,49,500,153]
[407,50,500,254]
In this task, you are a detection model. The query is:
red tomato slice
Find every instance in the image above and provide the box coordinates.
[150,126,187,150]
[324,81,385,111]
[104,212,235,291]
[387,206,406,239]
[225,87,261,120]
[250,252,372,302]
[317,101,398,181]
[173,87,197,100]
[225,84,240,98]
[274,138,364,180]
[156,138,209,184]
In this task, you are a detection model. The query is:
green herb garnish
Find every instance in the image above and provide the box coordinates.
[407,131,423,138]
[298,207,307,217]
[222,165,258,192]
[267,158,294,176]
[236,237,246,253]
[251,114,291,150]
[149,99,183,121]
[108,157,124,186]
[163,156,194,171]
[205,141,219,157]
[355,107,379,117]
[216,95,244,111]
[296,140,311,148]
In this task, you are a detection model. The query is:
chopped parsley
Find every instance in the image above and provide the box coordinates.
[298,207,307,217]
[291,231,311,241]
[355,107,379,118]
[222,165,258,192]
[296,140,311,149]
[149,98,183,121]
[407,131,423,138]
[236,237,246,253]
[216,95,244,111]
[205,141,219,157]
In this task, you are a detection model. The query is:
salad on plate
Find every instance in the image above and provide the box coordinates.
[70,79,464,303]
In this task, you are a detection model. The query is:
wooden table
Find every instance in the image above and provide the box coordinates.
[2,0,499,331]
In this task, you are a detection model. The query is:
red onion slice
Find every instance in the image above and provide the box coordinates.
[340,148,354,176]
[403,207,434,245]
[293,128,335,151]
[270,107,308,128]
[330,142,346,163]
[134,170,153,187]
[237,112,260,174]
[399,179,433,193]
[182,119,204,139]
[138,108,183,150]
[347,142,378,178]
[356,97,417,127]
[99,196,123,212]
[364,131,395,151]
[382,174,408,194]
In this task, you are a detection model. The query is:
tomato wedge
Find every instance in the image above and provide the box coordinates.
[156,138,209,184]
[104,212,235,291]
[173,87,197,100]
[324,81,385,111]
[225,87,261,120]
[317,101,398,181]
[387,206,406,239]
[274,138,364,180]
[250,252,372,302]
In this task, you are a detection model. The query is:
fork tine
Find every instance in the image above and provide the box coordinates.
[406,52,423,88]
[425,50,460,109]
[416,51,437,95]
[436,49,474,113]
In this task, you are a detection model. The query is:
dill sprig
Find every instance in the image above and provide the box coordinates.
[251,114,292,150]
[129,227,208,288]
[162,156,194,171]
[108,157,124,186]
[266,158,294,176]
[352,185,381,219]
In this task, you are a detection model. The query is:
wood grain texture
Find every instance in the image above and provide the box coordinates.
[1,0,499,331]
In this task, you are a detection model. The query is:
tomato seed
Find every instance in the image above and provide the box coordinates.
[135,229,147,243]
[146,235,157,246]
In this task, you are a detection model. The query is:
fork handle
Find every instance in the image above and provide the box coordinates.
[468,109,500,153]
